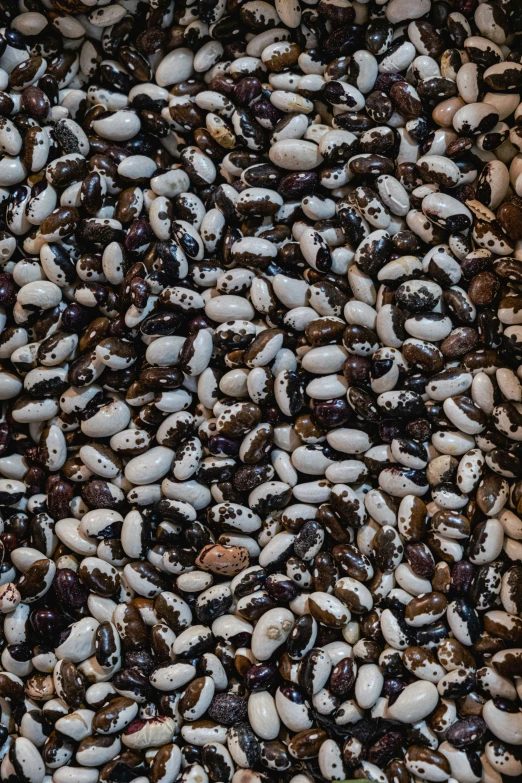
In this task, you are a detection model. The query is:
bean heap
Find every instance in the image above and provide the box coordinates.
[2,0,522,781]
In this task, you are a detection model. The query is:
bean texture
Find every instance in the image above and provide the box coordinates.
[1,0,522,782]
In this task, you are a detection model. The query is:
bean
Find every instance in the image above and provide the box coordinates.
[0,0,519,779]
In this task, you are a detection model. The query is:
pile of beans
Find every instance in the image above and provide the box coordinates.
[3,0,522,781]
